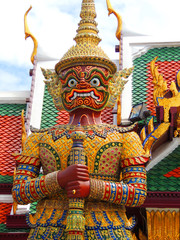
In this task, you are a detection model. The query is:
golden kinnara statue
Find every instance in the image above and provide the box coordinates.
[12,1,149,239]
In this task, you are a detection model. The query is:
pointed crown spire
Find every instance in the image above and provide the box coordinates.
[74,0,101,45]
[55,0,116,74]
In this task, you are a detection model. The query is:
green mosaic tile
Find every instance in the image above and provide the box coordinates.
[40,86,59,129]
[0,223,30,233]
[0,175,13,184]
[0,104,26,116]
[29,201,38,215]
[147,145,180,191]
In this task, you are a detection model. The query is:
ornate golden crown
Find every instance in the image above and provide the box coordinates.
[55,0,117,74]
[42,0,133,111]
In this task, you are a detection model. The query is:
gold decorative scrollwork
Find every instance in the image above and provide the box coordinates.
[150,56,167,106]
[106,0,122,41]
[24,6,38,64]
[146,210,180,240]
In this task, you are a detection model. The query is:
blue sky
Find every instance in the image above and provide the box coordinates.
[0,0,180,92]
[0,61,31,91]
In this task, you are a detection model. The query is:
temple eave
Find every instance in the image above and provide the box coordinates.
[143,191,180,208]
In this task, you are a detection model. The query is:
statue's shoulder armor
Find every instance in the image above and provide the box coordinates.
[30,123,137,142]
[30,125,49,133]
[13,153,41,167]
[103,123,137,134]
[30,124,68,133]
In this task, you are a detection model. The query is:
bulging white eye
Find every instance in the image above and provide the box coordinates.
[68,78,77,87]
[90,78,100,87]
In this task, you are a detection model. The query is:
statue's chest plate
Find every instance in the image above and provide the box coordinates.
[39,125,124,179]
[83,135,122,179]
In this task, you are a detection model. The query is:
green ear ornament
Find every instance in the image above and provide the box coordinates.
[107,67,134,108]
[41,68,64,111]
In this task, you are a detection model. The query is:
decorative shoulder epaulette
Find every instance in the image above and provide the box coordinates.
[30,125,49,133]
[121,156,149,168]
[13,153,41,167]
[41,123,138,141]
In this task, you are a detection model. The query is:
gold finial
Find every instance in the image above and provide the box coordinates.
[24,6,38,64]
[74,0,101,45]
[106,0,122,41]
[13,167,18,214]
[150,56,167,105]
[21,110,27,150]
[140,127,146,143]
[148,117,154,135]
[55,0,117,74]
[106,0,123,124]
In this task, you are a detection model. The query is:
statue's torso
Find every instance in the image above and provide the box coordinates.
[26,124,137,239]
[39,124,125,182]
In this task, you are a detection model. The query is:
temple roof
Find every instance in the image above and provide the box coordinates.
[132,47,180,116]
[131,45,180,197]
[0,101,27,184]
[147,145,180,192]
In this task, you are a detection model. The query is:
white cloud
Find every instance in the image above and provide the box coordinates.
[0,69,30,91]
[1,0,180,64]
[0,70,20,84]
[0,0,180,91]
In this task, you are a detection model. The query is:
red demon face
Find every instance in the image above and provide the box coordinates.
[59,65,112,112]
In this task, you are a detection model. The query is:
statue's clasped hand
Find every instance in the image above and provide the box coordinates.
[57,164,90,198]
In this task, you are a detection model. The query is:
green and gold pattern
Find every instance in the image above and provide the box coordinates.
[12,0,150,239]
[133,47,180,117]
[12,123,148,239]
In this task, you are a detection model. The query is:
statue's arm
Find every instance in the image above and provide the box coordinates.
[12,133,90,204]
[88,132,149,207]
[12,162,60,205]
[89,165,147,207]
[12,133,61,205]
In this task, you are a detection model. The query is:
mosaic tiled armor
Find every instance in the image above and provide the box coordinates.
[13,0,149,239]
[13,124,148,239]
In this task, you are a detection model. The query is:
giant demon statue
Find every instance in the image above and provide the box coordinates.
[12,1,149,239]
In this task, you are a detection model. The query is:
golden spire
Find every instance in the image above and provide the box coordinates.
[24,6,38,64]
[106,0,122,41]
[106,0,123,124]
[74,0,101,44]
[21,109,27,150]
[55,0,117,74]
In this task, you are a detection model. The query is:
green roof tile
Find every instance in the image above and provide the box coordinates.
[40,86,59,129]
[0,104,26,116]
[0,223,29,233]
[132,47,180,118]
[147,145,180,191]
[0,175,13,184]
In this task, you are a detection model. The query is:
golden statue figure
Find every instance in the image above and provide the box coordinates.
[12,1,149,239]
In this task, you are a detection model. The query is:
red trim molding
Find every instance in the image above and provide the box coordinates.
[143,191,180,208]
[0,184,12,194]
[0,233,29,240]
[6,214,29,229]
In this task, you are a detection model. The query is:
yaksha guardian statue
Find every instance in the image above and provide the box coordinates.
[12,0,149,239]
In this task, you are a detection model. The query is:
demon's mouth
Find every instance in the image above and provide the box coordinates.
[67,89,101,101]
[62,87,109,111]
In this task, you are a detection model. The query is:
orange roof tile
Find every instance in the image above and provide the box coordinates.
[0,115,22,176]
[164,167,180,178]
[0,203,12,224]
